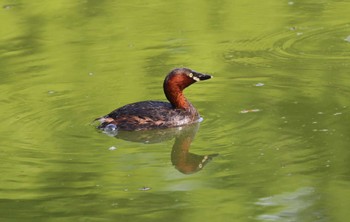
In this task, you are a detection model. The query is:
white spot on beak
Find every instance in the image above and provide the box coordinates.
[187,72,200,81]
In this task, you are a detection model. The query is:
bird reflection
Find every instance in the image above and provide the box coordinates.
[169,123,218,174]
[99,123,218,174]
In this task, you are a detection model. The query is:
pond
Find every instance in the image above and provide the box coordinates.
[1,1,350,221]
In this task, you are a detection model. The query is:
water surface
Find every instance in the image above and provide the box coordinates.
[1,1,350,221]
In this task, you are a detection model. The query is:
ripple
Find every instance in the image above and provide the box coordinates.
[273,24,350,60]
[224,23,350,67]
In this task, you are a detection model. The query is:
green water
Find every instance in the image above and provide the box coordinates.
[1,0,350,221]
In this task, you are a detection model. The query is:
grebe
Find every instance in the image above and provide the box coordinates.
[95,68,212,131]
